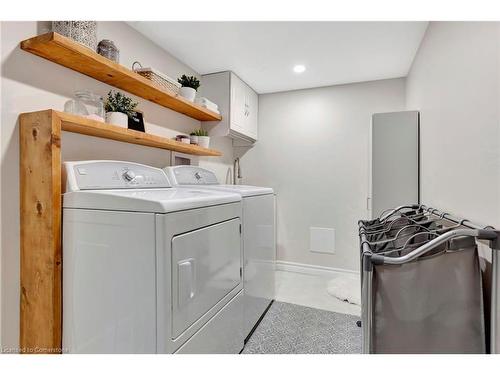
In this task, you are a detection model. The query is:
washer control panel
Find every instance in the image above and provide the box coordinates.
[64,161,171,191]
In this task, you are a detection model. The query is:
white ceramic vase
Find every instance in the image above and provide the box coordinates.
[198,136,210,148]
[105,112,128,129]
[179,87,196,102]
[190,135,199,145]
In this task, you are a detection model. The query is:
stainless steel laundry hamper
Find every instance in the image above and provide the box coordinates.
[358,205,500,354]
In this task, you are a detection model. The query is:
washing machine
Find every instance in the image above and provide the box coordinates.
[62,160,244,354]
[164,165,275,340]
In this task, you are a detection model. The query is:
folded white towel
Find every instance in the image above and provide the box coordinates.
[203,103,219,112]
[196,97,218,110]
[201,102,218,110]
[202,105,220,114]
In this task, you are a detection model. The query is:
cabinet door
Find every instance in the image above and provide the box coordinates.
[230,74,246,133]
[371,111,419,218]
[245,87,258,140]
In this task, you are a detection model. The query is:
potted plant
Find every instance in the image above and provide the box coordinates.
[104,90,138,128]
[177,75,200,102]
[192,128,210,148]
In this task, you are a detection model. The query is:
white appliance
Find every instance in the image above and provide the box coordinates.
[164,165,275,339]
[62,160,244,354]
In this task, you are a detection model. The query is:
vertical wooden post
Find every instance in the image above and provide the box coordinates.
[19,110,62,353]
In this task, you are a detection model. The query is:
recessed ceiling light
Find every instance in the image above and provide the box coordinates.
[293,64,306,73]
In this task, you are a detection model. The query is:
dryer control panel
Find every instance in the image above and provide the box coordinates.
[64,160,171,192]
[165,166,219,185]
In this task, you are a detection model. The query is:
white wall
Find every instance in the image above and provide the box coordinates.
[406,22,500,227]
[237,78,406,271]
[0,21,233,350]
[406,21,500,351]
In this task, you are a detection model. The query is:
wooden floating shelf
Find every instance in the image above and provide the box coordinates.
[25,110,222,156]
[20,32,222,122]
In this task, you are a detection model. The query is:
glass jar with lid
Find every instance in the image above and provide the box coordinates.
[97,40,120,63]
[64,90,105,122]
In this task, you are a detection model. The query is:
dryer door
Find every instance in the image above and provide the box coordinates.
[171,218,241,338]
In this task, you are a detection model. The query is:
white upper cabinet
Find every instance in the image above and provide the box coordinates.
[245,82,258,140]
[200,71,258,143]
[230,74,247,133]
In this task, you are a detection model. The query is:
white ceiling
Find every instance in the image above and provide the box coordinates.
[129,22,428,94]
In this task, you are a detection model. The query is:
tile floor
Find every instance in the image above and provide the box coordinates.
[242,301,362,354]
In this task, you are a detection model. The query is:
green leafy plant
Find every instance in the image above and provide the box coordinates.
[192,128,208,137]
[178,75,201,91]
[104,90,138,117]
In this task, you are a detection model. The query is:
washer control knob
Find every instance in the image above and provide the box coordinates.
[122,170,136,182]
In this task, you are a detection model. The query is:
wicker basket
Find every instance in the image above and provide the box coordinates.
[132,62,181,95]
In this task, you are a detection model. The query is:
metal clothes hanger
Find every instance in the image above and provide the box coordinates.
[360,205,425,233]
[378,205,420,222]
[376,231,441,257]
[360,224,434,250]
[372,216,470,256]
[361,211,433,235]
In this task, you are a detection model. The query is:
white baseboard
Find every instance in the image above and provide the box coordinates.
[275,260,359,278]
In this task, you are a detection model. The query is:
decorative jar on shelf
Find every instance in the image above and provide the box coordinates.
[64,90,105,122]
[52,21,97,51]
[190,134,198,145]
[97,39,120,63]
[175,135,191,144]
